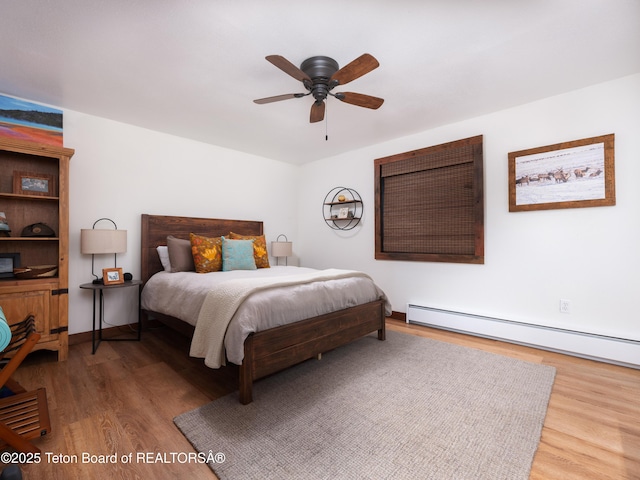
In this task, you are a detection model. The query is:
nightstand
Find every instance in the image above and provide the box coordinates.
[79,280,142,354]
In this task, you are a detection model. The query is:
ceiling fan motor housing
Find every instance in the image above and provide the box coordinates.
[300,56,339,80]
[301,56,339,101]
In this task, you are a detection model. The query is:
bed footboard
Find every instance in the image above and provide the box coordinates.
[239,299,386,404]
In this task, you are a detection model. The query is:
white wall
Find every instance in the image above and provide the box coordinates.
[298,73,640,342]
[62,112,300,334]
[14,72,638,341]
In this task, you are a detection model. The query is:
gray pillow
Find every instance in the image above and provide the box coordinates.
[167,235,195,272]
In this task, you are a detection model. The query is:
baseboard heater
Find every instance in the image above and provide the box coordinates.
[407,304,640,369]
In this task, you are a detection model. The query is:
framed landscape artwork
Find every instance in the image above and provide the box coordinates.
[0,94,63,146]
[508,134,615,212]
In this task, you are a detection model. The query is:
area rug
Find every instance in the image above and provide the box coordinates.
[174,331,556,480]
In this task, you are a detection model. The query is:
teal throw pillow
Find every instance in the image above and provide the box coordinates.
[221,237,257,271]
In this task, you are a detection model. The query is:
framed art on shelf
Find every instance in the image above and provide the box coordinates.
[103,267,124,285]
[0,253,20,279]
[337,207,350,219]
[13,170,55,197]
[508,134,615,212]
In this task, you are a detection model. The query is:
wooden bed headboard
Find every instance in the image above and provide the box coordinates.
[140,214,264,284]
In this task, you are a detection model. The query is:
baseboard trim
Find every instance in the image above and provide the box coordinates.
[388,311,406,322]
[69,324,140,346]
[71,314,407,347]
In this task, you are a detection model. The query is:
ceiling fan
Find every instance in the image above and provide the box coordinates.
[253,54,384,123]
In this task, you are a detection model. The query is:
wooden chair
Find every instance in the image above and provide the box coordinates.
[0,314,51,453]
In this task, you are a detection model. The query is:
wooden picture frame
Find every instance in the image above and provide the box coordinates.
[102,267,124,285]
[13,170,55,197]
[508,134,615,212]
[0,253,20,279]
[337,207,350,219]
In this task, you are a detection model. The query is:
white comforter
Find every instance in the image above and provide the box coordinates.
[141,266,391,366]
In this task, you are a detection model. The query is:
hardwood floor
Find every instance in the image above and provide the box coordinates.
[5,319,640,479]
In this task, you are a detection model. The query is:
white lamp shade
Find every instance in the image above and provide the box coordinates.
[81,229,127,254]
[271,241,292,257]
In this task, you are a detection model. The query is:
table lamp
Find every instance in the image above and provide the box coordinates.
[271,234,293,266]
[81,218,127,282]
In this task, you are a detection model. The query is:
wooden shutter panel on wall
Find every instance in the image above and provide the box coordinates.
[375,135,484,264]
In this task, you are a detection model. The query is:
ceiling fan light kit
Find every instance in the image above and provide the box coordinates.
[254,53,384,123]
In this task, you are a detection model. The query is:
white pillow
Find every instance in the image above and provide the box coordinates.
[156,245,172,272]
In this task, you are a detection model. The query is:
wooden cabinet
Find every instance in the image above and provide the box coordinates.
[0,138,74,360]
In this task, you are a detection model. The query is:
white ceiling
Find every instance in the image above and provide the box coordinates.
[1,0,639,165]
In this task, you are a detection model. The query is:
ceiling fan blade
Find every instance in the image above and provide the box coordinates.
[253,93,305,104]
[266,55,311,82]
[336,92,384,109]
[330,54,379,86]
[310,101,325,123]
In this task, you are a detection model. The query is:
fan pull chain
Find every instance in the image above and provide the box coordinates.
[325,100,328,141]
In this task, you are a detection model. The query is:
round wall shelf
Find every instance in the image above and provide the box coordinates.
[323,187,363,231]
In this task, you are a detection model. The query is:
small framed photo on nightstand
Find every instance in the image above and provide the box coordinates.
[103,267,124,285]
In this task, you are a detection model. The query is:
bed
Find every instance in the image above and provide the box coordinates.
[140,214,390,404]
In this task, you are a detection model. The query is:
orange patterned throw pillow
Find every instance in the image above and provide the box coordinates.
[190,233,223,273]
[228,232,270,268]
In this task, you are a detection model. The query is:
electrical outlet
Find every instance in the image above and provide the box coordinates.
[559,299,571,314]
